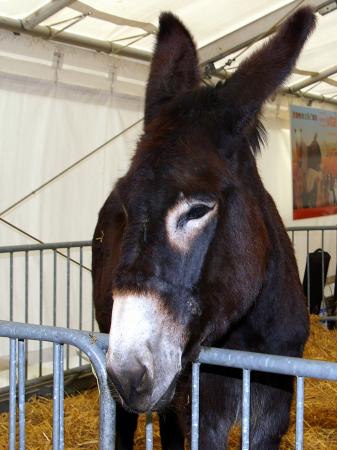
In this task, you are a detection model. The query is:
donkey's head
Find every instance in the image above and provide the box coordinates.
[105,8,315,412]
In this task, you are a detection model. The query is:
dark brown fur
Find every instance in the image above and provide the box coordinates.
[92,8,316,449]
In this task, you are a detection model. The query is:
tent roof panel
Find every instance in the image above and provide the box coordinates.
[0,1,336,100]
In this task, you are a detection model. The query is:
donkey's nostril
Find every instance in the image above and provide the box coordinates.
[133,365,151,394]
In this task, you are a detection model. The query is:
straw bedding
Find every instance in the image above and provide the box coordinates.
[1,316,337,449]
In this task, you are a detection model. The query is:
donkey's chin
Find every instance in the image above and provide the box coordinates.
[111,374,179,414]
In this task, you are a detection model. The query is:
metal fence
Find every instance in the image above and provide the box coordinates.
[1,226,337,448]
[287,225,337,319]
[2,320,337,449]
[191,347,337,450]
[1,227,337,390]
[0,320,115,450]
[0,240,92,388]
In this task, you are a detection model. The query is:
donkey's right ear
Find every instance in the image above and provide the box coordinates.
[144,13,200,127]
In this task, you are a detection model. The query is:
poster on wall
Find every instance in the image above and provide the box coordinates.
[291,105,337,220]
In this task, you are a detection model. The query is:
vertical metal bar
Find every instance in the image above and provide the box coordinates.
[295,376,305,450]
[53,343,61,450]
[191,362,200,450]
[39,250,43,377]
[241,369,251,450]
[25,251,29,380]
[25,251,29,322]
[291,230,295,246]
[99,386,116,450]
[18,339,26,449]
[66,248,70,370]
[9,252,13,321]
[321,229,326,308]
[9,338,16,450]
[53,250,57,327]
[60,345,64,450]
[79,246,83,365]
[145,413,153,450]
[306,230,310,311]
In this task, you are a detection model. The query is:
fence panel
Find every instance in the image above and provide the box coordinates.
[0,320,115,450]
[0,241,92,387]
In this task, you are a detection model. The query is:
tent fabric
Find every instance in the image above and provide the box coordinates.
[0,1,336,99]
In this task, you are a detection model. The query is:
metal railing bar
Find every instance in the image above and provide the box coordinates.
[53,343,61,450]
[79,246,83,365]
[25,251,29,323]
[306,230,310,311]
[241,369,250,450]
[198,347,337,381]
[295,376,305,450]
[286,226,337,231]
[146,412,153,450]
[9,252,13,321]
[0,241,92,273]
[0,322,114,449]
[321,230,325,315]
[18,339,26,449]
[0,241,91,253]
[191,362,200,450]
[60,345,64,450]
[53,250,57,327]
[66,248,70,370]
[9,338,16,450]
[39,249,43,377]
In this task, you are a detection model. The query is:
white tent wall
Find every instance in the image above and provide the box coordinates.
[0,30,146,384]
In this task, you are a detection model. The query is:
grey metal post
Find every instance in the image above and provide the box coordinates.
[241,369,251,450]
[18,339,26,449]
[146,412,153,450]
[191,362,200,450]
[9,339,16,450]
[295,376,305,450]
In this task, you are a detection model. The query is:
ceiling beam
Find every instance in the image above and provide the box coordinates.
[22,0,76,30]
[289,64,337,92]
[71,1,157,33]
[198,0,331,68]
[0,16,151,62]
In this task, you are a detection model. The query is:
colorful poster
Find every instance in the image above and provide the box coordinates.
[291,105,337,220]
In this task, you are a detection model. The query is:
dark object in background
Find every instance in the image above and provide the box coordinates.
[303,249,330,315]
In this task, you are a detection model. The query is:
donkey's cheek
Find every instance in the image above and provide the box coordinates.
[106,293,184,411]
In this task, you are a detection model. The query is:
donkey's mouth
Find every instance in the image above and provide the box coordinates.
[108,371,180,414]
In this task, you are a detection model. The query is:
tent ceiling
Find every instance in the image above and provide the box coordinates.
[0,0,337,102]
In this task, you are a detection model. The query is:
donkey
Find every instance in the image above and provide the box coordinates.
[92,7,315,449]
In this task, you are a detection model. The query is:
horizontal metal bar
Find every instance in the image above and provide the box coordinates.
[0,321,109,352]
[22,0,76,30]
[286,225,337,232]
[289,63,337,93]
[0,240,91,253]
[1,225,336,254]
[198,347,337,381]
[0,16,151,62]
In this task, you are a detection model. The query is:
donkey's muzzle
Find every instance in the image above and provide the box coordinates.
[107,360,154,412]
[107,292,184,411]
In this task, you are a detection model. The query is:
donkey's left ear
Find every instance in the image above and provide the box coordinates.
[144,12,200,126]
[221,7,316,133]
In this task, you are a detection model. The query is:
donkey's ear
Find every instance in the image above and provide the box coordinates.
[222,7,316,132]
[144,12,200,126]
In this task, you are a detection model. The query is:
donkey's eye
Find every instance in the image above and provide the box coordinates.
[186,204,213,221]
